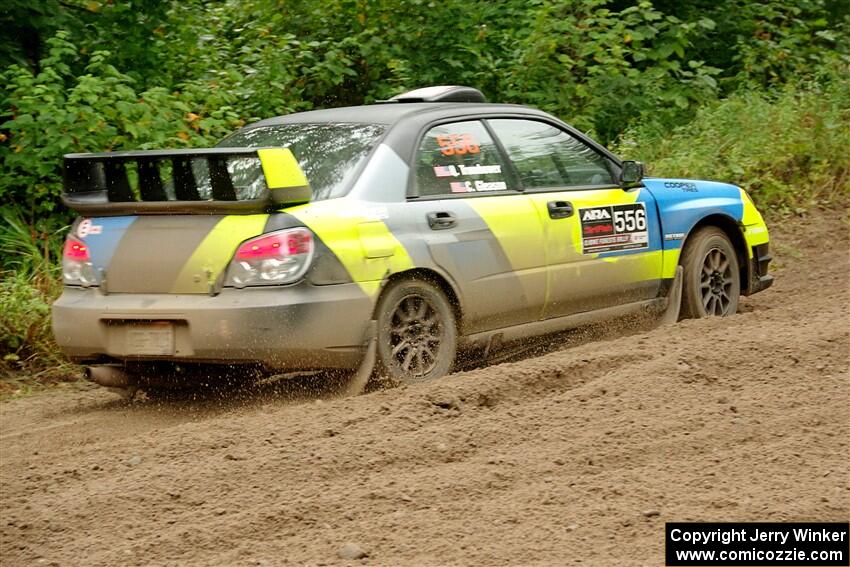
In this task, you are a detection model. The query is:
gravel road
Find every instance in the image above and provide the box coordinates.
[1,209,847,567]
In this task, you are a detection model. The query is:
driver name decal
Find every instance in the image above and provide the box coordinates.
[579,203,648,254]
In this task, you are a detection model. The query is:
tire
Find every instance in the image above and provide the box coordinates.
[680,226,741,319]
[375,278,457,384]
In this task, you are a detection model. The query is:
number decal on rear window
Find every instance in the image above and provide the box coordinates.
[579,203,648,254]
[436,133,480,156]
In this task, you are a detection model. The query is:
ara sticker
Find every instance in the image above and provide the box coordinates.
[436,133,480,156]
[76,219,103,239]
[579,203,648,254]
[434,163,502,178]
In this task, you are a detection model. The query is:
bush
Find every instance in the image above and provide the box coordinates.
[0,273,62,367]
[0,31,243,218]
[0,209,73,382]
[504,0,722,143]
[616,68,850,212]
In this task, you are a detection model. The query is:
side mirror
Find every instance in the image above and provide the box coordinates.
[620,160,644,188]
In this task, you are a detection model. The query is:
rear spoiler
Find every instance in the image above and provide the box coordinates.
[62,147,311,215]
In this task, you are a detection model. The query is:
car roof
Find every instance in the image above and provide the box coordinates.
[244,102,549,129]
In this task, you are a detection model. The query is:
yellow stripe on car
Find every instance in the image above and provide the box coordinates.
[258,148,312,206]
[468,196,547,270]
[468,195,548,309]
[661,248,681,279]
[740,188,770,256]
[257,148,308,188]
[288,201,415,297]
[171,214,270,293]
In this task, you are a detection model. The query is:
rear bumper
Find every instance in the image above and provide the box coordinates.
[51,282,373,370]
[746,242,774,295]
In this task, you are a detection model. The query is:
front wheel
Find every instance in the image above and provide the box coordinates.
[375,279,457,384]
[680,227,741,318]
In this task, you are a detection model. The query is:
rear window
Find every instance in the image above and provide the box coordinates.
[219,123,386,200]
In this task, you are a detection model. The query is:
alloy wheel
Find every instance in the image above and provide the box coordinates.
[700,247,734,316]
[388,294,443,377]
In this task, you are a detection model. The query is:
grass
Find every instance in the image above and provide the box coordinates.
[616,71,850,214]
[1,210,80,398]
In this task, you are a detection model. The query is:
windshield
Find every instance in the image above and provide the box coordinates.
[218,123,386,200]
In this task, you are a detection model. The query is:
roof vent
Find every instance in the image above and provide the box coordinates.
[388,85,487,103]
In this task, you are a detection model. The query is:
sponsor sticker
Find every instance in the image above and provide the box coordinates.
[459,163,501,176]
[664,181,698,192]
[433,164,502,178]
[76,219,103,239]
[579,203,649,254]
[473,180,506,192]
[449,180,507,193]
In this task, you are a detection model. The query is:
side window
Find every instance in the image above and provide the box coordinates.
[488,119,616,189]
[415,120,512,197]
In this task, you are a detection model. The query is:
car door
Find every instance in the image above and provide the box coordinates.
[487,118,664,319]
[404,119,548,334]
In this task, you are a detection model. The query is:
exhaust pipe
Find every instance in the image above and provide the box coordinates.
[85,365,131,388]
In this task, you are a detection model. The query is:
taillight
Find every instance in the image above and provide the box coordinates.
[225,227,315,288]
[62,237,97,286]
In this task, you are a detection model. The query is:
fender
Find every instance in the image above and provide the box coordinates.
[643,178,745,243]
[643,178,748,277]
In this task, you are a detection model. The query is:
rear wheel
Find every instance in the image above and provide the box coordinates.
[680,227,741,318]
[375,279,457,384]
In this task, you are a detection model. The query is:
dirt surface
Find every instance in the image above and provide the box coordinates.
[1,210,848,567]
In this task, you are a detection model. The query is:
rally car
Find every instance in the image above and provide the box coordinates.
[52,85,773,392]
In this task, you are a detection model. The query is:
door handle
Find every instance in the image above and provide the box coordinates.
[547,200,574,219]
[427,211,457,230]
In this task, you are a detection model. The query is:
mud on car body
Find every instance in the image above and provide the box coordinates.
[52,85,773,390]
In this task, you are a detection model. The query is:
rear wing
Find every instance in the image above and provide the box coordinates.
[62,147,311,215]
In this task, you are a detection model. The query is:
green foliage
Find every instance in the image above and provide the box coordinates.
[616,67,850,212]
[0,272,59,364]
[0,209,70,379]
[505,0,722,142]
[1,1,173,89]
[1,31,243,218]
[0,207,65,276]
[0,0,75,70]
[708,0,848,88]
[624,0,850,90]
[142,0,528,118]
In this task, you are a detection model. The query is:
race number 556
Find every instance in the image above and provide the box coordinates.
[437,134,480,156]
[613,208,646,232]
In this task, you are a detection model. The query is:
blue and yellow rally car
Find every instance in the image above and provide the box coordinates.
[52,86,772,391]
